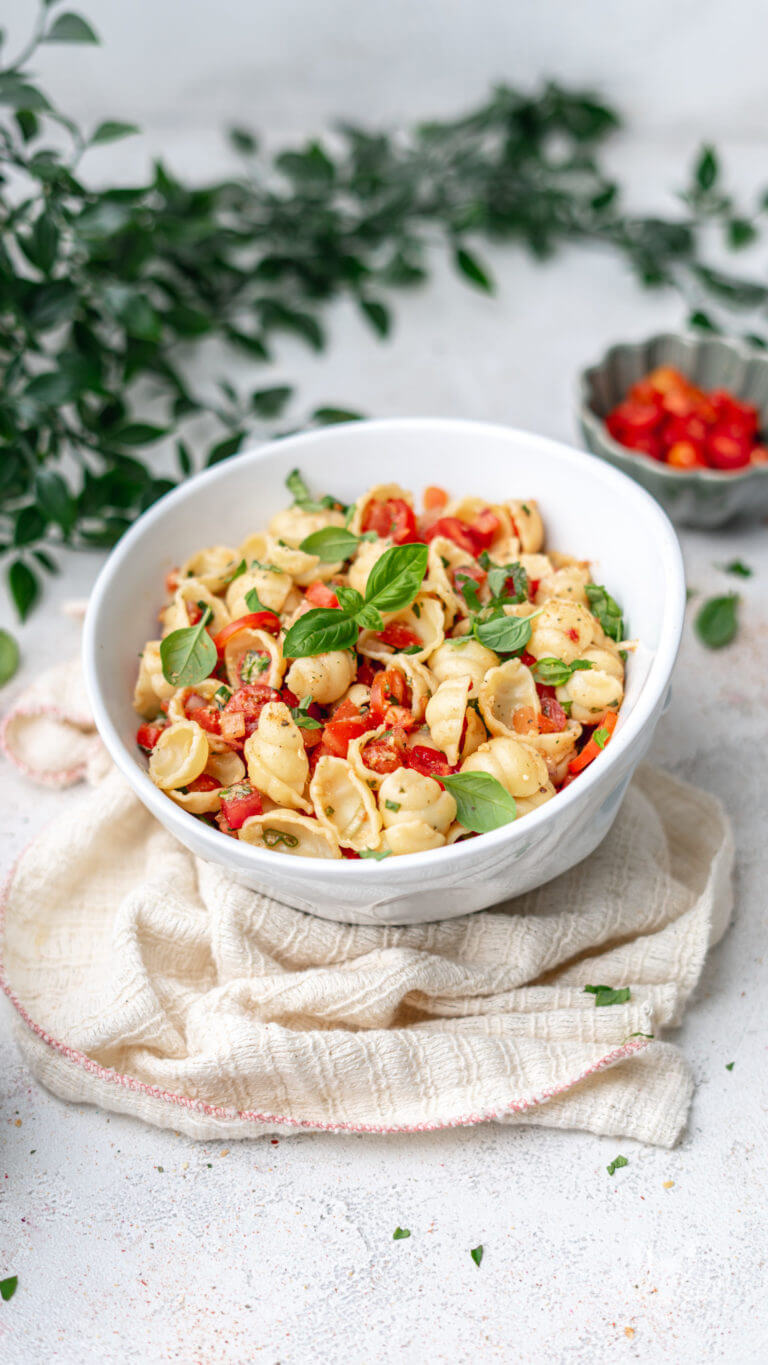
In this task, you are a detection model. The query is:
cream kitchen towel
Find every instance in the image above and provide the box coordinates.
[1,659,733,1146]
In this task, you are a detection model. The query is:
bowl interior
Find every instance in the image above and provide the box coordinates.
[85,419,684,868]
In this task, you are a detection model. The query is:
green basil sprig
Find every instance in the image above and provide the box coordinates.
[695,593,739,648]
[440,771,518,833]
[160,606,217,686]
[299,525,377,562]
[586,584,625,643]
[473,610,540,654]
[286,468,346,515]
[283,542,428,658]
[532,656,593,686]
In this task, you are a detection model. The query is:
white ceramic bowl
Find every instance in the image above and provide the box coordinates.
[83,418,685,926]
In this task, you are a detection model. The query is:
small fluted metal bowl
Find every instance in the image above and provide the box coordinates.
[579,331,768,527]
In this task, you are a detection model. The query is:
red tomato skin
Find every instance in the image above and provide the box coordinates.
[361,731,407,775]
[661,414,708,450]
[376,622,421,651]
[405,745,458,779]
[705,429,751,471]
[223,684,281,740]
[539,695,568,732]
[213,612,281,653]
[136,721,167,752]
[468,509,500,551]
[322,700,369,758]
[369,668,409,726]
[424,516,477,556]
[219,785,264,830]
[188,774,220,793]
[361,498,419,545]
[305,581,340,609]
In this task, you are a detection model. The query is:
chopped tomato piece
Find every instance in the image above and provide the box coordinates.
[376,622,421,651]
[423,485,448,511]
[305,581,340,609]
[341,847,361,859]
[213,612,280,654]
[322,699,370,757]
[467,508,500,551]
[219,783,264,829]
[568,710,618,775]
[356,657,380,687]
[361,729,407,774]
[424,516,477,556]
[186,601,203,625]
[667,441,706,470]
[705,428,751,471]
[136,720,168,752]
[369,667,410,725]
[361,497,419,544]
[539,695,569,732]
[165,569,180,595]
[521,650,537,668]
[188,773,220,793]
[512,705,538,735]
[405,745,457,779]
[222,683,281,743]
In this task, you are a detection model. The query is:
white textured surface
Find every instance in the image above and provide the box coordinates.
[2,4,768,1358]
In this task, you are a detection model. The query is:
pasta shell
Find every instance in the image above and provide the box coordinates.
[347,538,392,596]
[382,821,446,855]
[239,532,268,564]
[425,675,473,765]
[244,701,311,812]
[225,627,285,691]
[133,640,177,717]
[515,780,557,817]
[349,483,413,536]
[422,536,477,623]
[149,720,209,791]
[180,545,240,593]
[479,659,538,738]
[226,564,294,618]
[168,786,222,815]
[161,579,230,637]
[526,599,595,663]
[347,725,393,792]
[263,535,339,586]
[267,505,345,548]
[343,682,372,709]
[534,562,591,607]
[310,755,382,851]
[556,668,624,724]
[506,499,544,553]
[378,768,456,834]
[358,595,445,664]
[205,749,246,786]
[239,810,341,859]
[461,735,549,801]
[429,638,499,695]
[387,653,436,721]
[519,723,582,785]
[285,650,356,706]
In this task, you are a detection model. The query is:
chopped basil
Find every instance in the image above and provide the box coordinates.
[487,560,528,606]
[454,570,482,613]
[385,800,401,812]
[584,984,631,1006]
[606,1155,628,1176]
[719,559,752,578]
[245,587,274,615]
[393,1227,411,1240]
[441,771,517,833]
[262,828,300,849]
[532,656,593,687]
[586,583,625,643]
[412,600,421,618]
[695,593,739,649]
[214,684,232,708]
[289,695,322,729]
[285,467,345,514]
[240,650,271,682]
[226,558,247,583]
[0,629,20,686]
[400,644,423,655]
[470,1245,484,1267]
[592,726,610,749]
[285,468,312,504]
[160,607,217,687]
[359,847,392,860]
[628,1031,654,1039]
[0,1276,18,1302]
[725,1061,734,1071]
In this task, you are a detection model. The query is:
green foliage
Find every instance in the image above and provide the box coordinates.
[2,6,768,617]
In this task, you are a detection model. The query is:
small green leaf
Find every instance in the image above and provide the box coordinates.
[160,609,217,686]
[532,657,593,687]
[727,217,757,250]
[585,583,625,642]
[393,1226,410,1240]
[441,772,517,834]
[0,1275,17,1302]
[364,543,429,615]
[359,847,392,860]
[593,726,610,750]
[606,1155,629,1177]
[695,594,739,649]
[584,984,631,1007]
[470,1245,484,1267]
[176,441,193,477]
[113,423,167,446]
[473,612,535,654]
[90,120,140,145]
[725,1061,734,1071]
[299,526,360,562]
[44,12,99,43]
[454,246,494,292]
[0,629,20,686]
[244,588,276,616]
[7,560,40,621]
[286,468,312,504]
[355,603,384,631]
[695,144,718,192]
[283,608,358,659]
[334,584,364,616]
[289,696,322,729]
[718,560,752,579]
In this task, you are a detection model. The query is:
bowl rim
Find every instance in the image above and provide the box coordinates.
[83,416,686,876]
[579,328,768,484]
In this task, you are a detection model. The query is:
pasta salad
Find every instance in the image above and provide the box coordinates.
[133,474,629,860]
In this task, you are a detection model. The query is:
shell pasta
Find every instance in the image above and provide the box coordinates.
[133,473,630,859]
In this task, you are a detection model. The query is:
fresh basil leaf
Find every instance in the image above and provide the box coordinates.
[585,584,624,642]
[359,847,392,860]
[283,608,358,658]
[244,588,276,616]
[364,543,428,614]
[355,603,385,631]
[532,656,593,686]
[286,468,312,504]
[291,710,322,730]
[160,608,217,686]
[226,559,247,583]
[593,726,610,749]
[473,612,536,654]
[299,526,360,562]
[606,1155,628,1177]
[262,827,300,849]
[454,570,482,613]
[487,560,528,605]
[440,772,517,833]
[0,1275,18,1302]
[695,594,739,649]
[470,1245,484,1267]
[392,1226,410,1240]
[0,629,20,685]
[334,584,364,616]
[400,644,423,655]
[584,984,631,1007]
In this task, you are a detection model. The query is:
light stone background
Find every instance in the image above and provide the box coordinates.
[1,2,768,1362]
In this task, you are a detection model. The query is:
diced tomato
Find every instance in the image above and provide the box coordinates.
[661,414,708,450]
[606,399,662,440]
[341,847,361,859]
[183,693,222,734]
[451,563,487,599]
[222,683,281,743]
[361,497,419,544]
[468,509,500,552]
[710,390,758,437]
[369,667,410,725]
[423,485,449,511]
[165,569,180,595]
[376,622,421,651]
[136,720,168,752]
[356,657,380,687]
[539,695,569,732]
[305,581,340,609]
[213,612,280,654]
[188,773,220,793]
[567,628,579,642]
[361,729,407,774]
[322,699,370,758]
[219,783,264,830]
[405,745,457,779]
[751,445,768,465]
[424,516,477,556]
[186,601,203,625]
[512,705,538,735]
[521,651,537,668]
[705,428,751,471]
[568,710,618,775]
[667,441,706,470]
[645,366,689,396]
[527,578,540,600]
